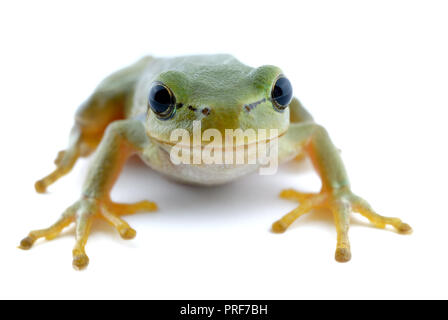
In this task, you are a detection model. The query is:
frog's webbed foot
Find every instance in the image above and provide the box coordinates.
[273,188,412,262]
[19,198,157,270]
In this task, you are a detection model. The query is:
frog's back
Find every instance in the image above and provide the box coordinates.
[75,55,154,129]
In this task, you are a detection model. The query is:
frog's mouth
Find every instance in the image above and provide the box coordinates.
[147,130,286,152]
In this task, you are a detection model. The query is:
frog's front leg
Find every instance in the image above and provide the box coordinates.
[274,122,412,262]
[20,120,157,270]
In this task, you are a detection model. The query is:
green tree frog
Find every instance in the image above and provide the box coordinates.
[19,54,412,270]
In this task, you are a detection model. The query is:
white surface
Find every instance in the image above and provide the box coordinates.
[1,0,447,299]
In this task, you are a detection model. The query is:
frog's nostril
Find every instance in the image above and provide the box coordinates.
[201,107,211,116]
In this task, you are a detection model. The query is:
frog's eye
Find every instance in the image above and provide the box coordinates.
[271,76,293,112]
[148,82,176,120]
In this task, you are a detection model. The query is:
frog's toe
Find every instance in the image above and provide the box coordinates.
[35,148,80,194]
[35,170,66,194]
[102,200,158,238]
[272,201,314,234]
[54,150,66,166]
[105,200,158,216]
[100,207,141,240]
[18,208,75,250]
[72,251,90,270]
[34,180,48,194]
[397,222,412,234]
[352,198,413,235]
[271,220,288,233]
[18,236,35,250]
[335,247,351,263]
[279,188,315,202]
[119,226,137,240]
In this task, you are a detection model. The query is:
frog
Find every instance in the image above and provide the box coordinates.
[19,54,412,270]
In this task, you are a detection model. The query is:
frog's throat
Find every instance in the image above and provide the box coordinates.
[147,130,287,151]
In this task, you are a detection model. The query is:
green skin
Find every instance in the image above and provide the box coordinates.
[20,54,412,270]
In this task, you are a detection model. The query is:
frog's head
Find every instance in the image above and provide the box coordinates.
[145,61,292,149]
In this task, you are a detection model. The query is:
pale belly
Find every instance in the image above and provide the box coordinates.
[140,144,261,185]
[139,134,301,186]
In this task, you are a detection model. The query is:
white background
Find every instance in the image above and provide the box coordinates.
[1,0,447,299]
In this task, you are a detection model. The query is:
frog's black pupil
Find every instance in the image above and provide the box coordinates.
[272,77,293,107]
[149,85,173,114]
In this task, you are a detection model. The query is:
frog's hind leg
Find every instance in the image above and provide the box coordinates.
[35,97,125,193]
[35,125,84,193]
[34,57,153,194]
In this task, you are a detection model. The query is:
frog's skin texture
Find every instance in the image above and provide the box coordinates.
[20,55,412,270]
